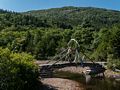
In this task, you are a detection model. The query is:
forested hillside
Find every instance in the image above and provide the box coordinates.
[0,9,50,30]
[1,6,120,70]
[24,6,120,29]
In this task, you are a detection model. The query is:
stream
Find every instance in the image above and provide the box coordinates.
[53,71,120,90]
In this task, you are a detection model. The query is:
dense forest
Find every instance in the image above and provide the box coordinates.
[0,6,120,90]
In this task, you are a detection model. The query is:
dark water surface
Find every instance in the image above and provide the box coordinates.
[53,71,120,90]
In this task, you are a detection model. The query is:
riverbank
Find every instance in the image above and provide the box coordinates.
[41,78,84,90]
[57,66,120,79]
[36,61,120,90]
[41,70,120,90]
[104,69,120,79]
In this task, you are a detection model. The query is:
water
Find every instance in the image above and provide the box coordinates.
[53,71,120,90]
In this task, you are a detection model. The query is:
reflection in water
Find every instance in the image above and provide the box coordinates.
[85,75,91,83]
[86,78,120,90]
[53,71,120,90]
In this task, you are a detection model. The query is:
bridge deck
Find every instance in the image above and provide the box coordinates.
[39,62,107,67]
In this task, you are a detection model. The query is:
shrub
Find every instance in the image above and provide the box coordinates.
[107,54,120,70]
[0,47,39,90]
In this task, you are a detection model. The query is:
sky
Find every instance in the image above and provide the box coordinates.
[0,0,120,12]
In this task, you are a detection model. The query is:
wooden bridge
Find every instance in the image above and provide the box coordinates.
[39,62,106,77]
[39,39,106,78]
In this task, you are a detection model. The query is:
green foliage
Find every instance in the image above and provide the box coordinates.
[0,10,50,30]
[1,7,120,69]
[24,6,120,29]
[107,54,120,69]
[91,26,120,68]
[0,47,39,90]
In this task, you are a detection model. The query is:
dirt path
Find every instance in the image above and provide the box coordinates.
[41,78,84,90]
